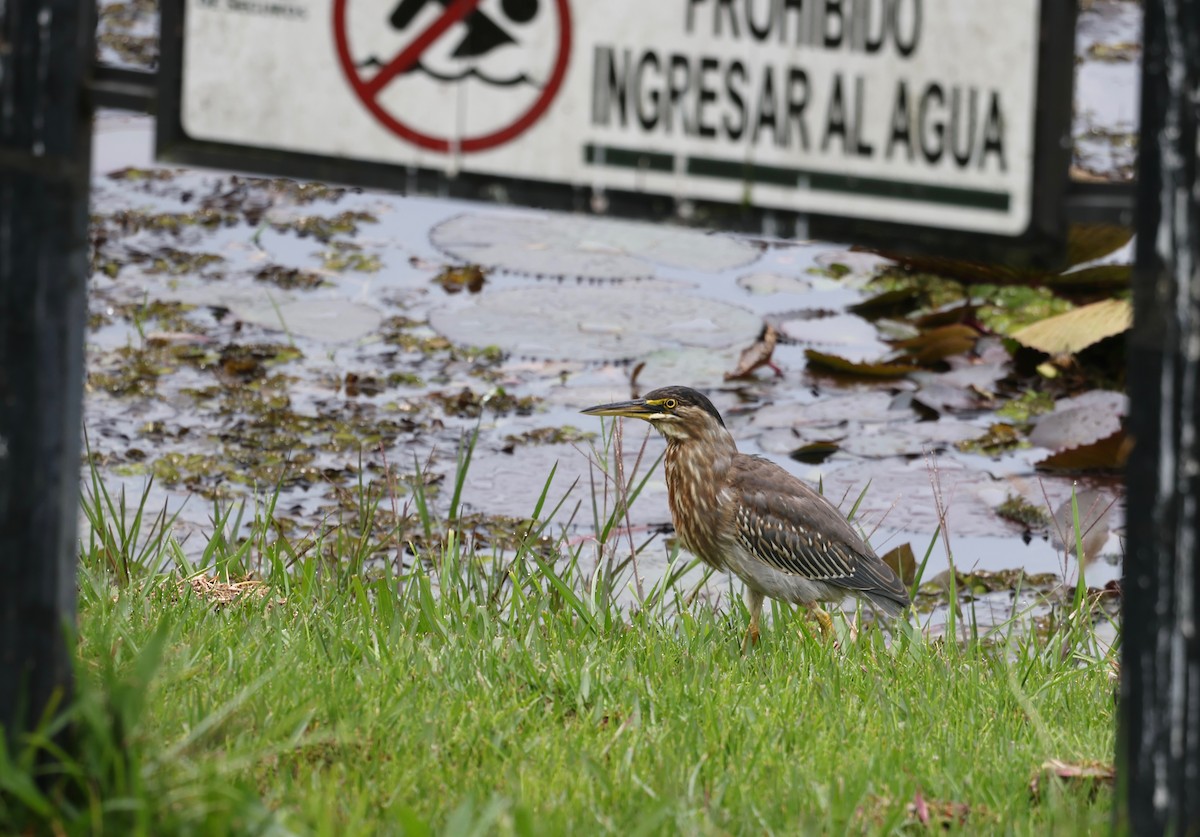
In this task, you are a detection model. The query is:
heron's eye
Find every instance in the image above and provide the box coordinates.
[664,398,677,409]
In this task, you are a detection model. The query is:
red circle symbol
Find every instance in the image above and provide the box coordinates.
[333,0,571,153]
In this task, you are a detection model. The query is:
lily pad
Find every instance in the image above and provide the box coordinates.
[638,346,745,390]
[429,287,761,362]
[1048,489,1115,564]
[819,457,1006,536]
[749,391,909,430]
[430,213,761,280]
[1029,390,1126,453]
[226,296,384,343]
[736,272,814,295]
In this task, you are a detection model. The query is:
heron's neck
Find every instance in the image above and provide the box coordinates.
[662,426,737,559]
[663,427,738,493]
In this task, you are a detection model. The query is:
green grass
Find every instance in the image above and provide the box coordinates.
[1,430,1117,835]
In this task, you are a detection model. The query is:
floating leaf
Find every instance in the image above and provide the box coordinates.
[804,350,918,378]
[865,224,1133,288]
[1011,299,1131,355]
[430,213,761,280]
[957,423,1024,455]
[433,264,487,295]
[881,543,917,587]
[973,285,1074,335]
[1065,224,1134,266]
[847,287,922,320]
[736,272,814,295]
[789,441,840,464]
[1087,41,1139,61]
[890,324,979,365]
[1049,489,1115,564]
[1035,430,1129,472]
[254,265,327,290]
[1044,264,1131,293]
[749,391,904,429]
[995,494,1052,530]
[777,312,880,349]
[912,302,976,329]
[1028,391,1126,451]
[873,254,1027,285]
[430,287,761,363]
[725,324,780,380]
[997,390,1056,423]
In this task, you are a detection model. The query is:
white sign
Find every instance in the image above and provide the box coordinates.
[181,0,1044,235]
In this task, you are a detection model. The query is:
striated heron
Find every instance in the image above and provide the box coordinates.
[582,386,909,648]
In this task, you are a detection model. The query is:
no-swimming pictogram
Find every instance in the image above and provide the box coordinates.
[333,0,572,152]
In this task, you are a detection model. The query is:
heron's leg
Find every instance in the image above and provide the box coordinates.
[742,589,764,653]
[812,606,834,639]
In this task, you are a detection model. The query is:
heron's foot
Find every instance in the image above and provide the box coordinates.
[741,622,761,654]
[812,606,834,639]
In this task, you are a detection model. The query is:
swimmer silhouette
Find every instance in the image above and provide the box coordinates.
[389,0,539,59]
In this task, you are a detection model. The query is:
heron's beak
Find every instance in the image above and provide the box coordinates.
[580,398,656,420]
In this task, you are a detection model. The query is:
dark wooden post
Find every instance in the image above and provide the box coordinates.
[0,0,93,742]
[1119,0,1200,832]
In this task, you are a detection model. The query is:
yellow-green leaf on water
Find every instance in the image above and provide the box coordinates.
[974,285,1074,335]
[1011,299,1132,355]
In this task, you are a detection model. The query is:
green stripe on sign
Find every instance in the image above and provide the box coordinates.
[583,144,674,173]
[807,172,1011,211]
[583,144,1011,212]
[685,157,797,188]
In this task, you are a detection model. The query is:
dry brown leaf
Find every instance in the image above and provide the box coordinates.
[1044,264,1131,293]
[881,543,917,587]
[912,303,975,330]
[865,224,1132,287]
[1030,759,1115,801]
[891,324,979,365]
[788,441,841,465]
[725,324,780,380]
[1036,430,1130,472]
[847,287,922,320]
[804,349,919,379]
[433,264,487,294]
[179,575,272,607]
[1011,299,1131,356]
[1066,224,1134,266]
[906,789,974,828]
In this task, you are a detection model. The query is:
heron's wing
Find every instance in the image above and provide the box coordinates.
[729,455,909,606]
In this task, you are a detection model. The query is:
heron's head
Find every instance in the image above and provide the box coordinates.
[581,386,726,442]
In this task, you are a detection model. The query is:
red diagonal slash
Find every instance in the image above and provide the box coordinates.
[362,0,484,99]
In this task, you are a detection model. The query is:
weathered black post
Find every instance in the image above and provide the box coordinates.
[0,0,93,742]
[1119,0,1200,832]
